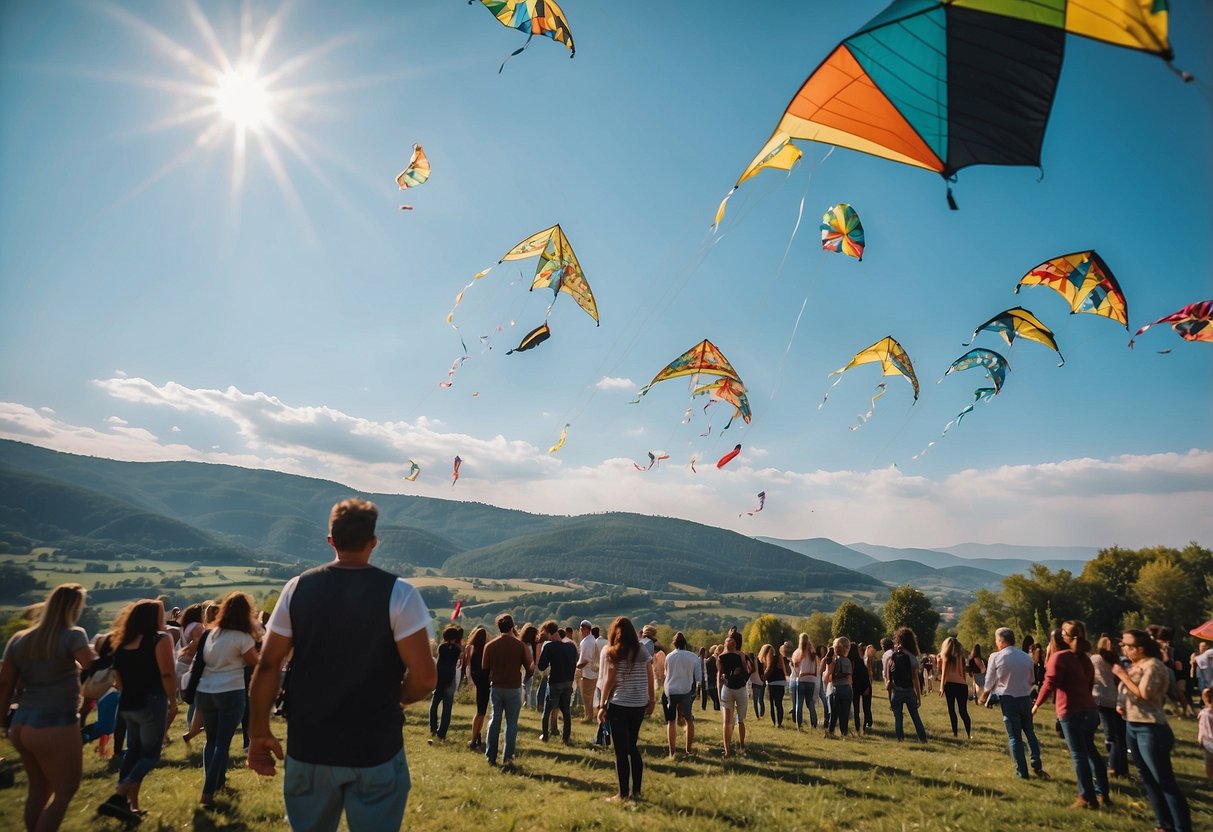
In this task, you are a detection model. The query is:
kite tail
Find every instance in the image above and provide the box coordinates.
[818,373,845,410]
[438,354,468,388]
[850,383,887,431]
[712,188,736,232]
[549,424,570,454]
[499,34,534,73]
[688,453,698,474]
[1165,60,1194,83]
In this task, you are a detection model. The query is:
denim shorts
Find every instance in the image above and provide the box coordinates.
[11,706,79,729]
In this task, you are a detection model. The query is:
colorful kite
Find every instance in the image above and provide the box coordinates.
[692,377,752,433]
[396,144,430,190]
[716,444,742,469]
[945,348,1010,395]
[716,0,1182,219]
[632,339,743,402]
[634,451,670,472]
[549,424,569,454]
[507,323,552,355]
[1015,250,1128,328]
[967,307,1064,366]
[451,456,462,486]
[451,601,463,620]
[821,203,864,260]
[472,0,575,70]
[741,491,766,517]
[503,224,597,324]
[403,460,421,482]
[1129,300,1213,348]
[821,336,919,423]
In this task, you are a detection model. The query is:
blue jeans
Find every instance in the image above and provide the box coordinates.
[1058,709,1108,803]
[284,749,409,832]
[1126,721,1192,832]
[828,686,853,736]
[486,686,522,764]
[793,678,818,727]
[1098,705,1129,776]
[196,689,246,796]
[751,683,765,719]
[998,694,1041,777]
[119,694,167,785]
[889,687,926,741]
[429,678,456,738]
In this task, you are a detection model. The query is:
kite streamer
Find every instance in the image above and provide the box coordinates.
[716,444,741,469]
[549,424,569,454]
[451,456,462,486]
[741,491,766,517]
[634,451,670,472]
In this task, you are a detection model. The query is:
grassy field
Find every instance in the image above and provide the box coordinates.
[2,690,1208,831]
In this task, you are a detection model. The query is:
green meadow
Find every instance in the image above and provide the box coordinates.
[2,689,1208,831]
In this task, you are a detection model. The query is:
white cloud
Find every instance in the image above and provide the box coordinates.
[106,416,128,426]
[3,380,1212,551]
[171,425,181,432]
[39,407,55,414]
[595,377,635,391]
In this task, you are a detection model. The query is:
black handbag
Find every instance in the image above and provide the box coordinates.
[181,630,211,705]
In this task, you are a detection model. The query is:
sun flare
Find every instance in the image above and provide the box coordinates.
[214,67,273,131]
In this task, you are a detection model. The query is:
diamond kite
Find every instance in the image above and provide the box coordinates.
[472,0,575,71]
[1129,301,1213,348]
[717,0,1182,218]
[632,339,743,403]
[692,377,752,433]
[821,203,864,261]
[967,307,1063,366]
[824,334,917,424]
[1015,250,1128,328]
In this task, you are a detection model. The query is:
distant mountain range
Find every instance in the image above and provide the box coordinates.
[0,440,881,595]
[757,536,1098,596]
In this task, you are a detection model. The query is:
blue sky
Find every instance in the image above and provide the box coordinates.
[1,0,1210,549]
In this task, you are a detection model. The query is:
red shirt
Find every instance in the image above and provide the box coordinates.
[1034,650,1096,718]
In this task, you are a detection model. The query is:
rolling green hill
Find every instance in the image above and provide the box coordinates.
[443,513,883,592]
[0,441,878,594]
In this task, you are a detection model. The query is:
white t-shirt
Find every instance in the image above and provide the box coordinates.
[1195,648,1213,690]
[579,634,599,680]
[267,573,433,644]
[196,629,256,694]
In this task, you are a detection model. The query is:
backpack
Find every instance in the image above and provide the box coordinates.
[889,651,914,689]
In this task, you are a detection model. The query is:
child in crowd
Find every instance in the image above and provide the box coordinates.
[1199,686,1213,780]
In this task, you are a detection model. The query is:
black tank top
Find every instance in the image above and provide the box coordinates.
[114,633,164,710]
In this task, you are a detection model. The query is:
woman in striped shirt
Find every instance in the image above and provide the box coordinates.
[597,617,654,802]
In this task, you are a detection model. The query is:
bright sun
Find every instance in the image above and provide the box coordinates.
[214,67,272,131]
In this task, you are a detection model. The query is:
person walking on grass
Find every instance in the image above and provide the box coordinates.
[98,599,178,821]
[1198,686,1213,781]
[576,620,599,722]
[1090,635,1129,778]
[482,613,534,769]
[663,632,701,756]
[1032,623,1109,810]
[0,583,96,832]
[850,642,873,735]
[717,632,751,757]
[968,644,987,702]
[791,635,818,730]
[885,627,927,743]
[537,620,577,744]
[464,626,490,751]
[597,617,655,802]
[979,627,1047,780]
[938,637,972,739]
[1111,629,1193,832]
[193,591,260,808]
[247,498,436,832]
[762,644,788,728]
[824,637,854,738]
[430,624,463,742]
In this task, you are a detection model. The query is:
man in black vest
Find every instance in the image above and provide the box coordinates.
[247,498,436,832]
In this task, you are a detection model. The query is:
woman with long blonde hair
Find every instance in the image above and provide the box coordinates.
[790,634,819,729]
[0,583,95,832]
[937,636,972,738]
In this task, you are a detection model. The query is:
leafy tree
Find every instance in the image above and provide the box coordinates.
[742,614,795,654]
[1133,558,1206,632]
[882,586,941,651]
[955,588,1011,653]
[832,601,883,646]
[797,612,834,649]
[1077,546,1150,635]
[1000,565,1083,641]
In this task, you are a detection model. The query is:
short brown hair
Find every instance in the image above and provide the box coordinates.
[496,613,514,633]
[329,498,378,552]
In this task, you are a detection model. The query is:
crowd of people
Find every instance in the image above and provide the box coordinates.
[0,498,1209,831]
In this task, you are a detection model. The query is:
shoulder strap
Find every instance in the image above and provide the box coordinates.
[185,630,211,698]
